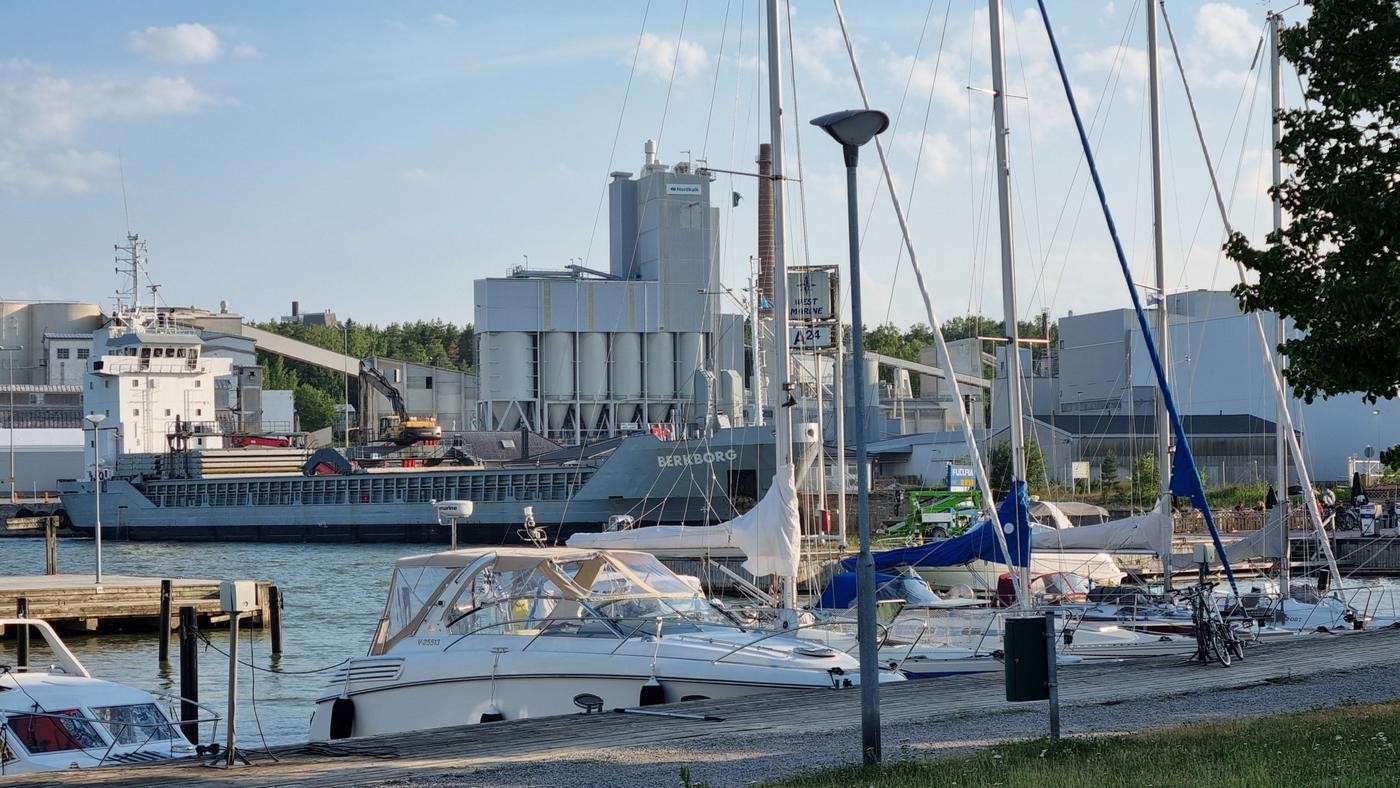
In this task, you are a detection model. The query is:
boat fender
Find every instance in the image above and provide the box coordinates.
[329,697,355,740]
[480,703,505,723]
[1062,629,1075,646]
[639,676,665,706]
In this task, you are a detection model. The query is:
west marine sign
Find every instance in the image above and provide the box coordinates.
[656,448,739,468]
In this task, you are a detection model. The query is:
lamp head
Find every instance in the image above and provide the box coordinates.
[85,413,107,426]
[809,109,890,149]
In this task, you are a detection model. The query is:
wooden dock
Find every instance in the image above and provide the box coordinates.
[27,626,1400,787]
[0,574,274,634]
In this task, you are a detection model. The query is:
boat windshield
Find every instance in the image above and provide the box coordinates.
[591,594,736,635]
[90,703,181,745]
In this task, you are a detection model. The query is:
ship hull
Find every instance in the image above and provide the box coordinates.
[59,428,778,543]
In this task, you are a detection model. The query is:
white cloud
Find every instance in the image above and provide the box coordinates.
[792,25,847,85]
[1104,1,1117,18]
[232,42,260,59]
[1195,3,1258,59]
[430,13,457,27]
[0,141,117,192]
[635,33,708,81]
[128,23,222,63]
[893,131,959,181]
[0,64,212,192]
[1075,45,1148,84]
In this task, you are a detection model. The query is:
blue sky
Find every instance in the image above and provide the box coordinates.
[0,1,1293,330]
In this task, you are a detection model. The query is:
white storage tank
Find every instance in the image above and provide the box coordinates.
[540,332,575,432]
[485,331,534,430]
[645,332,674,423]
[611,332,643,426]
[675,332,704,400]
[577,332,608,431]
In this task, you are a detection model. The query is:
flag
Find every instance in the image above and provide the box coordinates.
[1147,291,1163,307]
[732,191,742,207]
[758,293,773,310]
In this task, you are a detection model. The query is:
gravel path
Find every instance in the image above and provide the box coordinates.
[375,664,1400,787]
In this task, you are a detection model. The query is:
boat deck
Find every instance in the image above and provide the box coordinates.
[25,626,1400,787]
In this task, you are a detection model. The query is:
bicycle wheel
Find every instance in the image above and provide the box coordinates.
[1228,630,1247,662]
[1209,627,1232,666]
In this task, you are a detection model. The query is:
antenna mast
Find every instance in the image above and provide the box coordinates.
[113,233,146,325]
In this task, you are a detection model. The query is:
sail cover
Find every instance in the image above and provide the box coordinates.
[566,464,801,581]
[849,480,1032,572]
[1032,510,1171,556]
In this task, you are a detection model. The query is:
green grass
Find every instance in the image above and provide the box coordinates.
[766,701,1400,788]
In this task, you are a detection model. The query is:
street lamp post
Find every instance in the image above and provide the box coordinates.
[85,413,107,586]
[810,108,890,767]
[0,345,20,503]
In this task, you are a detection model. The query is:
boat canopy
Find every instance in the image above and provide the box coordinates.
[373,548,713,653]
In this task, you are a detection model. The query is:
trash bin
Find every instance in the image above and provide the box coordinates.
[1004,615,1051,702]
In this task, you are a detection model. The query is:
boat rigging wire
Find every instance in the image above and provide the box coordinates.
[654,0,693,152]
[828,0,1019,604]
[582,1,653,270]
[1156,0,1340,584]
[701,0,735,161]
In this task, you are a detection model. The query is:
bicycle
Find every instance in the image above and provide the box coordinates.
[1178,583,1245,666]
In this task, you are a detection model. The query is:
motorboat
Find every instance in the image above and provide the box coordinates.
[0,618,202,776]
[309,547,903,740]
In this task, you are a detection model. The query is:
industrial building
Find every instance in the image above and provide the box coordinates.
[474,141,745,443]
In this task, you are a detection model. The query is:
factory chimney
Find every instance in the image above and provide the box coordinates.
[291,300,300,318]
[757,143,774,314]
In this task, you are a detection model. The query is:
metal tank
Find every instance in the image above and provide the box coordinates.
[540,332,575,434]
[645,332,674,423]
[482,331,534,430]
[610,332,642,427]
[675,332,704,400]
[577,332,608,433]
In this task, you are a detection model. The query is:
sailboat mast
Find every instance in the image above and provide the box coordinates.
[987,0,1029,596]
[1146,0,1174,587]
[765,0,796,607]
[1269,11,1290,591]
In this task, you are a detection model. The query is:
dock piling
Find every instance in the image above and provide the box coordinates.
[269,584,283,655]
[15,597,28,669]
[158,578,173,664]
[179,605,200,744]
[44,518,57,575]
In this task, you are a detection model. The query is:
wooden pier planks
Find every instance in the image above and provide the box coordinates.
[26,627,1400,788]
[0,574,272,632]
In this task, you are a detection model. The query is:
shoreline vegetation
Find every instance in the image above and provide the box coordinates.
[764,700,1400,788]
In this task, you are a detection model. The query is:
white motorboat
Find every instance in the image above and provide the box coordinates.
[0,618,201,776]
[309,547,903,740]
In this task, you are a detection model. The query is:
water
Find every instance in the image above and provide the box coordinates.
[0,539,433,747]
[5,539,1400,747]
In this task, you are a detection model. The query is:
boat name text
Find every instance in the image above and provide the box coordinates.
[657,449,738,468]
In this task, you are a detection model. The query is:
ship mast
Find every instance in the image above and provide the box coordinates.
[113,233,147,327]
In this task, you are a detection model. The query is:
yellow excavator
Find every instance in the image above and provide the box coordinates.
[359,359,443,446]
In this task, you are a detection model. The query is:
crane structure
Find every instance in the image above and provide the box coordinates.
[358,359,443,446]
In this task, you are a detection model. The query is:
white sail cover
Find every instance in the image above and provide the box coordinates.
[566,464,801,581]
[1032,510,1172,557]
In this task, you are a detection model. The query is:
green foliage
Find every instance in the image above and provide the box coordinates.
[256,319,476,372]
[770,700,1400,787]
[1382,444,1400,472]
[294,384,338,432]
[1100,449,1119,484]
[1132,451,1158,501]
[1226,0,1400,404]
[263,355,299,391]
[989,440,1047,493]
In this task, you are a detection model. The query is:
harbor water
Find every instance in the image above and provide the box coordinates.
[4,538,1400,747]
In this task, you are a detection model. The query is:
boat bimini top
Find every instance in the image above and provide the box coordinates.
[370,547,724,655]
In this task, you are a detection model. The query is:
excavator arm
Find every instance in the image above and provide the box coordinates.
[358,358,408,421]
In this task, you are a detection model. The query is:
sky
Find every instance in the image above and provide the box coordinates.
[0,0,1294,331]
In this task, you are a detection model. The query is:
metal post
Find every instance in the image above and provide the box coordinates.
[1045,610,1060,740]
[1268,11,1291,594]
[988,0,1030,600]
[93,425,103,585]
[765,0,796,609]
[844,145,882,766]
[269,585,283,655]
[1146,0,1174,589]
[834,278,848,545]
[225,611,239,766]
[159,579,172,664]
[450,516,458,550]
[179,606,200,744]
[16,597,28,670]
